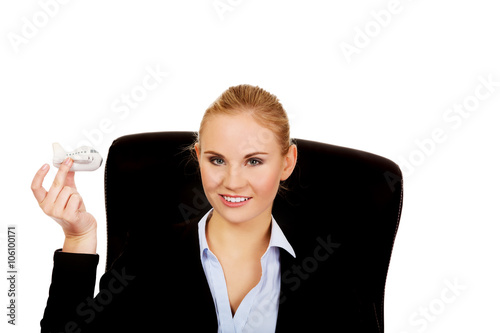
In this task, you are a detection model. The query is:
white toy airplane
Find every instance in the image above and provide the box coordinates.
[52,143,103,172]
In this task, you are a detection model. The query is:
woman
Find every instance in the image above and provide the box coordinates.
[33,85,384,332]
[33,85,298,332]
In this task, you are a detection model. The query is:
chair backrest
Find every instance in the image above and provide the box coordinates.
[104,131,403,328]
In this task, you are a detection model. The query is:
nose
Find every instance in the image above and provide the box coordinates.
[222,165,246,191]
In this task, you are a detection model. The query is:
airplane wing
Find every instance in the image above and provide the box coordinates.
[53,155,93,165]
[70,155,93,164]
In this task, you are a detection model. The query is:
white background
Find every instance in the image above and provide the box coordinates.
[1,0,499,331]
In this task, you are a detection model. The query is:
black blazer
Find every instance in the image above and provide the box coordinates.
[41,213,383,332]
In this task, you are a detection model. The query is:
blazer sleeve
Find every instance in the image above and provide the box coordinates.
[40,249,99,333]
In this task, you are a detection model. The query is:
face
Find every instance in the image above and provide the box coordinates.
[195,113,297,225]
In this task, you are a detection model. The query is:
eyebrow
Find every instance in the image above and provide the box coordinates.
[203,151,269,159]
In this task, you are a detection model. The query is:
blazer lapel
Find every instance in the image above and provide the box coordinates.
[275,221,299,332]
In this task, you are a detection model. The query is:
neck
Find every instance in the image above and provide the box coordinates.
[206,209,272,259]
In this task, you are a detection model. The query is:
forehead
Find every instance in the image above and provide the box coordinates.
[200,113,279,153]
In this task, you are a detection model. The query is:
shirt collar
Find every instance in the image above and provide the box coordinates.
[198,208,296,259]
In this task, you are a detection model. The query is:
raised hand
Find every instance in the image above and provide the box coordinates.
[31,158,97,254]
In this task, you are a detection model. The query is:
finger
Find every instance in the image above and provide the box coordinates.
[65,171,76,189]
[45,158,73,204]
[53,186,77,219]
[64,192,83,222]
[31,164,50,204]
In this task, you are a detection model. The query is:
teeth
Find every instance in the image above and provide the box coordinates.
[223,196,249,203]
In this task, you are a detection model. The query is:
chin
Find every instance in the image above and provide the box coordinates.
[214,201,273,226]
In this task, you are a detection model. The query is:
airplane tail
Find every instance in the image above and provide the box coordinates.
[52,142,66,164]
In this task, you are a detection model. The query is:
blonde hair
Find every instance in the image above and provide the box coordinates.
[187,84,296,193]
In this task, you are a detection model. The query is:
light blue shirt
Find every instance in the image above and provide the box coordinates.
[198,208,296,333]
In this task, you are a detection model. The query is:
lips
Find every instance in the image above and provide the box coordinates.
[219,194,252,207]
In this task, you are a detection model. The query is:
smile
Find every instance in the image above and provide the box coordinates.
[222,196,250,203]
[219,194,252,207]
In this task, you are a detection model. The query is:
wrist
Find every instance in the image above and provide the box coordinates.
[62,230,97,254]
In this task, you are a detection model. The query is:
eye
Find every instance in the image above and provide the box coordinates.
[210,157,224,165]
[247,158,262,166]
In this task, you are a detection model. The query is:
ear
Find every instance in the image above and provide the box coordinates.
[280,144,297,181]
[194,142,200,161]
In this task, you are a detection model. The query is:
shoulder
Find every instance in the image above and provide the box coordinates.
[111,216,202,271]
[151,216,202,253]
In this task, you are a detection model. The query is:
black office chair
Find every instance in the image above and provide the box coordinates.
[104,131,403,331]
